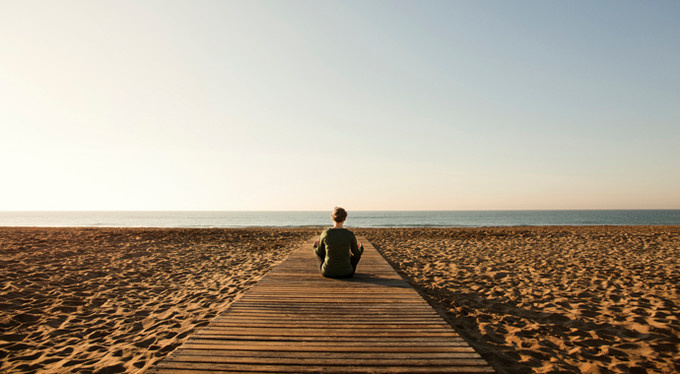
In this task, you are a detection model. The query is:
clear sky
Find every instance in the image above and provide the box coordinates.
[1,1,678,211]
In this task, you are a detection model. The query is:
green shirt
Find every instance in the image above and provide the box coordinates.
[314,228,363,278]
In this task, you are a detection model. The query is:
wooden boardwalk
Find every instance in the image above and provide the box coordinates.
[147,236,495,373]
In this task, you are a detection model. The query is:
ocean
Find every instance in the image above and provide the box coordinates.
[0,210,679,228]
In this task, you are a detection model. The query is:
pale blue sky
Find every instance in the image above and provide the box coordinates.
[1,1,678,210]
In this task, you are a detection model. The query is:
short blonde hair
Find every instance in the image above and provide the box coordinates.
[331,207,348,223]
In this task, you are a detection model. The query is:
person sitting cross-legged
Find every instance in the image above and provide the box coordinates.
[313,207,363,278]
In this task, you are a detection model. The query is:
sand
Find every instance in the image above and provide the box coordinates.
[358,226,680,373]
[0,227,317,373]
[1,226,678,373]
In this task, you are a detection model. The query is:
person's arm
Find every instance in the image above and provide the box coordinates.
[314,231,326,259]
[350,233,362,258]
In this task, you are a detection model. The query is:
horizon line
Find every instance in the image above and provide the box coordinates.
[2,208,680,213]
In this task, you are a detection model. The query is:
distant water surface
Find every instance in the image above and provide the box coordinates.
[0,210,679,228]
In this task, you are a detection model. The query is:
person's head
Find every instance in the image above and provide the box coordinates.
[331,206,347,223]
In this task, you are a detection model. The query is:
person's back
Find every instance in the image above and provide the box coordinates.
[313,207,363,278]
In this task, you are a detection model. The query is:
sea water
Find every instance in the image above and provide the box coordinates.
[0,210,679,228]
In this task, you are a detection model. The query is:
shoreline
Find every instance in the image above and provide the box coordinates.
[2,226,679,373]
[3,210,679,229]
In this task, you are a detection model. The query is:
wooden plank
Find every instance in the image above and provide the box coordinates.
[145,237,495,373]
[196,327,464,333]
[186,336,467,343]
[163,354,490,366]
[171,349,483,359]
[193,330,460,337]
[208,323,453,328]
[151,367,495,374]
[153,362,495,373]
[182,339,474,352]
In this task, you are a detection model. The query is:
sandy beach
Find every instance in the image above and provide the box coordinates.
[359,226,680,373]
[1,226,679,373]
[0,227,317,373]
